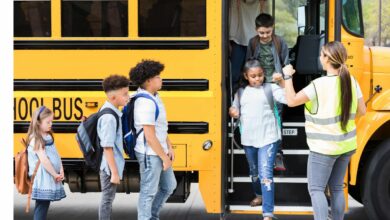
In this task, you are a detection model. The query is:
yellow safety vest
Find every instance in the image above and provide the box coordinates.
[304,76,358,155]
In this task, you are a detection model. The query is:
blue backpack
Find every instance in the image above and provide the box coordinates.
[122,93,159,159]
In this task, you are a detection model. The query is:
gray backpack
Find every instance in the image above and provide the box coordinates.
[236,83,282,128]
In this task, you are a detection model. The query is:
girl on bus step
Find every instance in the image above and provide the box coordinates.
[229,59,287,220]
[26,106,66,220]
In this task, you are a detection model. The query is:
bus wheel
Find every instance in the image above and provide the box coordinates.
[348,182,362,204]
[362,139,390,220]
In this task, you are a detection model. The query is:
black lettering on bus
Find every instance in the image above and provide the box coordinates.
[14,98,16,120]
[74,98,83,120]
[53,98,62,120]
[63,98,73,120]
[18,98,28,120]
[29,98,40,118]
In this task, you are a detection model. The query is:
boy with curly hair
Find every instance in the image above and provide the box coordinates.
[129,60,177,220]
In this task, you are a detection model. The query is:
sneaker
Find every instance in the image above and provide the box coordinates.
[274,153,286,171]
[250,196,262,206]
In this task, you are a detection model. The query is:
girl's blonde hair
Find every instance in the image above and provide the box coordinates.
[26,106,54,151]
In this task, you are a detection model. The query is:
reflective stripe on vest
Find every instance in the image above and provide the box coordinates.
[304,76,358,155]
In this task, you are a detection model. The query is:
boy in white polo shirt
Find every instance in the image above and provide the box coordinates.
[129,60,177,220]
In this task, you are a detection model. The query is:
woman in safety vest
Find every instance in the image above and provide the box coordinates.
[280,41,366,220]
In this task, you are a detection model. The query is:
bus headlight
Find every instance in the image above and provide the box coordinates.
[202,140,213,151]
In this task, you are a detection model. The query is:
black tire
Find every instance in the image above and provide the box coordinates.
[362,139,390,220]
[348,182,362,204]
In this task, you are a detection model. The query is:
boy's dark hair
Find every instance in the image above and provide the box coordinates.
[102,74,130,93]
[255,13,274,28]
[129,60,165,87]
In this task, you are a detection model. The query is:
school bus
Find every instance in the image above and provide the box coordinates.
[13,0,390,219]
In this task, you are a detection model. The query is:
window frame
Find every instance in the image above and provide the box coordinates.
[341,0,364,38]
[137,0,207,38]
[14,0,52,37]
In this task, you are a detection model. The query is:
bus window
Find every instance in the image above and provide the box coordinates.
[61,0,128,37]
[14,0,51,37]
[342,0,363,37]
[138,0,206,37]
[274,0,307,48]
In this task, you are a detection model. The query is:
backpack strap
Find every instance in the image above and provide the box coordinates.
[273,35,285,69]
[263,83,281,128]
[263,83,275,111]
[98,108,120,133]
[236,87,245,111]
[132,93,160,140]
[250,36,260,58]
[131,93,160,168]
[251,35,284,67]
[134,93,160,120]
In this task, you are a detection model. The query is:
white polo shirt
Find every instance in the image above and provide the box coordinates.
[133,88,168,156]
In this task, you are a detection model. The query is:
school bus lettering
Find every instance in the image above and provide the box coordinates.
[14,97,83,121]
[52,98,83,120]
[14,97,44,120]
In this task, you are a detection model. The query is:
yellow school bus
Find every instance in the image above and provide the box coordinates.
[13,0,390,219]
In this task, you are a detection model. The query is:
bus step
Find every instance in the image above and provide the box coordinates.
[228,152,309,177]
[228,205,313,215]
[226,181,311,206]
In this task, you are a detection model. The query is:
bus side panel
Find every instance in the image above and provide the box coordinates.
[350,112,390,185]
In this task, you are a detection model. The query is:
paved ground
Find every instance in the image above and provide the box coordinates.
[14,183,369,220]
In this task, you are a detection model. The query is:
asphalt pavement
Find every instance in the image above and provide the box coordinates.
[14,183,369,220]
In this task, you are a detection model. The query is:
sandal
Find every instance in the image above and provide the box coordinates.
[250,196,262,206]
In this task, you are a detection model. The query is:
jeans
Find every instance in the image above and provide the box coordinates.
[34,200,50,220]
[307,150,355,220]
[230,41,247,92]
[243,141,279,218]
[136,152,177,220]
[99,170,118,220]
[243,146,262,197]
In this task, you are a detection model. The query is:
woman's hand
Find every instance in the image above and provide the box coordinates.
[283,64,296,76]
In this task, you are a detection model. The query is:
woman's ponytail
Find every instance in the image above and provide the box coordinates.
[323,41,353,132]
[339,64,352,132]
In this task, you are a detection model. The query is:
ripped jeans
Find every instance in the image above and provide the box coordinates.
[243,140,279,218]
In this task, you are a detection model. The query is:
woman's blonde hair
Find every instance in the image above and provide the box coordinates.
[26,106,54,151]
[322,41,352,131]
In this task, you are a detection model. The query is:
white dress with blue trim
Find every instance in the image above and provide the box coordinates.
[27,134,66,201]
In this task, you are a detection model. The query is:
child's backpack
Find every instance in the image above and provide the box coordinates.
[14,138,40,213]
[237,83,286,171]
[249,35,283,65]
[237,83,281,128]
[122,93,159,159]
[76,108,119,171]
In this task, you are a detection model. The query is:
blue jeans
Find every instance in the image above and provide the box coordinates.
[99,170,118,220]
[34,200,50,220]
[136,152,177,220]
[244,141,279,218]
[307,150,355,220]
[243,146,262,197]
[230,41,247,92]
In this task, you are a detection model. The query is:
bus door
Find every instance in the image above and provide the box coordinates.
[225,0,326,215]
